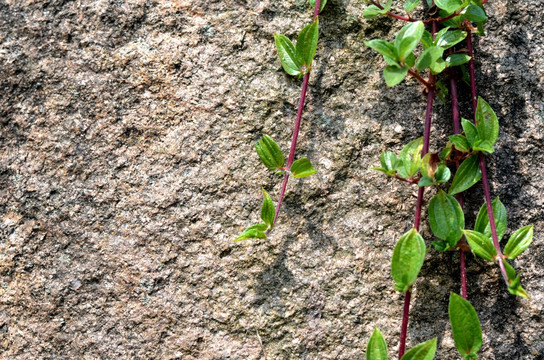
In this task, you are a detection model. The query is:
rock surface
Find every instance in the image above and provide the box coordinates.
[0,0,543,359]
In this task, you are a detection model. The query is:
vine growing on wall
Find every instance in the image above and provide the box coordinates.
[363,0,533,359]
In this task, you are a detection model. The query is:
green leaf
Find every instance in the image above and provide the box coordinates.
[416,46,444,72]
[234,223,268,242]
[421,31,434,49]
[394,21,425,61]
[363,0,392,19]
[366,328,388,360]
[449,293,482,359]
[461,118,479,147]
[446,53,471,67]
[418,176,434,187]
[428,191,465,248]
[296,18,319,68]
[449,134,471,152]
[433,240,450,252]
[404,0,420,12]
[463,4,487,23]
[274,34,302,76]
[502,258,516,281]
[475,97,499,146]
[380,151,398,174]
[474,197,507,242]
[397,137,423,179]
[291,157,316,178]
[463,229,497,261]
[507,275,530,299]
[436,30,467,49]
[260,188,275,227]
[309,0,327,12]
[430,57,446,75]
[384,65,409,87]
[435,0,465,13]
[401,338,437,360]
[435,165,451,184]
[472,139,494,154]
[365,39,398,63]
[391,228,426,292]
[449,154,482,195]
[504,225,534,259]
[255,135,285,171]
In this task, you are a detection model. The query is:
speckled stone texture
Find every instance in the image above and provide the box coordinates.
[0,0,542,359]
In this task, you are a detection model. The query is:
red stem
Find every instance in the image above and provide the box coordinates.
[466,30,509,286]
[272,1,320,226]
[449,70,468,299]
[399,19,437,360]
[408,69,433,90]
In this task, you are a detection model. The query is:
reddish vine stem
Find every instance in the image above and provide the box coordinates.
[449,68,468,299]
[368,0,462,24]
[466,30,509,286]
[272,1,321,226]
[399,19,437,360]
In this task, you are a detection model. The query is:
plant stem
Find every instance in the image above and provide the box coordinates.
[408,69,433,90]
[466,30,509,286]
[399,19,437,360]
[272,1,320,226]
[449,69,468,299]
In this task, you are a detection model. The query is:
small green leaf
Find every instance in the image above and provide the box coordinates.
[397,137,423,179]
[380,151,398,172]
[472,139,494,154]
[504,225,533,259]
[463,230,497,261]
[384,65,409,87]
[474,197,507,242]
[404,0,420,12]
[291,157,316,178]
[363,5,384,19]
[421,30,434,49]
[449,134,471,152]
[429,191,465,248]
[418,176,434,187]
[446,53,471,67]
[463,4,487,23]
[234,223,268,242]
[432,240,450,252]
[394,21,425,61]
[365,39,398,63]
[296,18,319,68]
[502,258,516,281]
[449,293,482,359]
[475,97,499,146]
[391,228,426,292]
[461,118,479,147]
[309,0,327,12]
[449,154,482,195]
[261,188,275,227]
[507,275,530,299]
[366,328,388,360]
[435,0,465,13]
[435,165,451,184]
[274,34,302,76]
[401,338,437,360]
[430,57,446,75]
[436,30,467,49]
[255,135,285,171]
[416,46,444,72]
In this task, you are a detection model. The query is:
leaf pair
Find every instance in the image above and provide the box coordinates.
[256,135,316,178]
[373,138,423,180]
[418,153,451,187]
[456,98,498,155]
[234,188,275,241]
[418,28,468,74]
[274,18,319,77]
[365,21,424,86]
[362,0,393,19]
[366,328,437,360]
